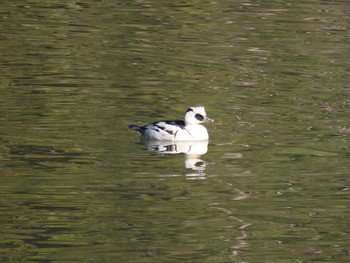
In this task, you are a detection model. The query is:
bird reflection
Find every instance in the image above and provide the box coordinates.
[144,140,210,177]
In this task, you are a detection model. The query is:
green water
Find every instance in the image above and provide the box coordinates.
[0,1,349,262]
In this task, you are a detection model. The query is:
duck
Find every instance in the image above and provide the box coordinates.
[128,105,214,141]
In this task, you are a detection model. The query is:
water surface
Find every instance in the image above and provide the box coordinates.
[0,1,349,262]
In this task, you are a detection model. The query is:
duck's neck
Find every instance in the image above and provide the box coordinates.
[185,121,201,126]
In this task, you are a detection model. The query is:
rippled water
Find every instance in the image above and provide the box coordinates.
[1,1,349,262]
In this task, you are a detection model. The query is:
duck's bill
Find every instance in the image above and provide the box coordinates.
[204,116,214,122]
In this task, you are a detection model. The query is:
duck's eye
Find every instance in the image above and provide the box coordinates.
[195,113,204,121]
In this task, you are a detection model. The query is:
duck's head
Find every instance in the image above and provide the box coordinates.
[184,105,214,125]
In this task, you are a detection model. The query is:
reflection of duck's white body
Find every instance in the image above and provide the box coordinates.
[128,106,214,141]
[145,140,210,172]
[145,140,208,155]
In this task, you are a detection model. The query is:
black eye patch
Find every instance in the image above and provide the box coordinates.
[195,113,204,121]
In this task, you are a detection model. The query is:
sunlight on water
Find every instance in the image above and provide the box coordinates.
[0,0,349,262]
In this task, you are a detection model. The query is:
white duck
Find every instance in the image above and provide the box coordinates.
[128,105,214,141]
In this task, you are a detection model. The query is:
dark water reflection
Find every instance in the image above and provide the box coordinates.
[1,0,349,262]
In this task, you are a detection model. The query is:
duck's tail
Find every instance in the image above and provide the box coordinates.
[128,124,141,132]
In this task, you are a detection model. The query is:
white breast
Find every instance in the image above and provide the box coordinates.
[174,125,209,141]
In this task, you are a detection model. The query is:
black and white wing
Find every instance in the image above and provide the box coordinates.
[142,120,185,140]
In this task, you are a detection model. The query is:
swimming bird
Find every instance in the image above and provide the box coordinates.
[128,105,214,141]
